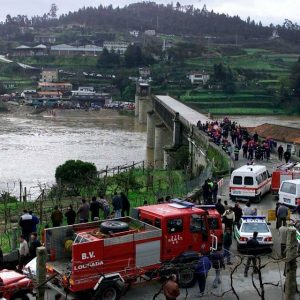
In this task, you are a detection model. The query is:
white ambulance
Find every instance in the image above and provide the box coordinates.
[229,165,271,203]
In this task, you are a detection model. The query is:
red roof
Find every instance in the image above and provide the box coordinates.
[250,123,300,143]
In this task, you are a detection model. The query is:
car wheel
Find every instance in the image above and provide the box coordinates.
[178,268,196,288]
[11,294,30,300]
[100,220,129,234]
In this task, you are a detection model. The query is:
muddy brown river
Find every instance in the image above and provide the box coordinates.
[0,113,146,198]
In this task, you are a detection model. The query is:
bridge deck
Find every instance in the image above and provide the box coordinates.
[155,95,211,126]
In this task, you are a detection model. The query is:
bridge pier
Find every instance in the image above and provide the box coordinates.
[147,111,159,148]
[135,83,152,125]
[154,123,172,169]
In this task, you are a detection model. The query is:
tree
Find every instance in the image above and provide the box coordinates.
[55,160,97,193]
[97,48,120,68]
[124,45,143,68]
[49,3,58,18]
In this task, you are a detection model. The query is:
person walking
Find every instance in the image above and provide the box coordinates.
[275,202,280,229]
[18,235,29,270]
[233,203,243,225]
[29,232,41,260]
[278,145,284,161]
[244,231,260,277]
[243,201,255,216]
[212,180,219,203]
[279,224,288,258]
[90,196,100,221]
[65,205,76,225]
[195,252,212,297]
[283,150,291,164]
[120,192,130,217]
[215,199,225,216]
[19,210,34,242]
[202,180,210,204]
[51,206,63,227]
[242,142,248,159]
[163,274,180,300]
[99,195,110,219]
[277,203,289,227]
[223,227,233,265]
[29,211,39,233]
[77,199,89,223]
[222,207,235,230]
[112,192,122,218]
[234,145,240,161]
[210,247,225,288]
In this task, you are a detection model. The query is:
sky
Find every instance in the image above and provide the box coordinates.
[1,0,300,26]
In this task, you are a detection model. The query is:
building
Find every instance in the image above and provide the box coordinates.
[103,41,129,55]
[38,82,72,93]
[144,30,156,36]
[129,30,139,37]
[40,69,59,83]
[13,45,33,57]
[34,35,56,44]
[72,87,95,96]
[139,67,151,79]
[32,44,48,56]
[250,123,300,157]
[50,44,103,56]
[188,72,210,85]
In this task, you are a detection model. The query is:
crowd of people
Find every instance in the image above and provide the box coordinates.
[197,117,292,163]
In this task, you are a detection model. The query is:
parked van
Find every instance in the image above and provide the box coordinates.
[278,179,300,207]
[229,165,271,203]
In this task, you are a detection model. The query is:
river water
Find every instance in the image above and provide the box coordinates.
[0,113,147,198]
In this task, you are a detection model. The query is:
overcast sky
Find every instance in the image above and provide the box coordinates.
[1,0,299,26]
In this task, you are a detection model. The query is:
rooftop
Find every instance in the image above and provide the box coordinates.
[251,123,300,144]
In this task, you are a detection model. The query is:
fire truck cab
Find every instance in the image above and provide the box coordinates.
[271,163,300,195]
[45,200,216,300]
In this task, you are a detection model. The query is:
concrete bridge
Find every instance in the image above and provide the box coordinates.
[135,83,230,175]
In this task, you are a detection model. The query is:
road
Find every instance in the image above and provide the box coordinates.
[42,154,299,300]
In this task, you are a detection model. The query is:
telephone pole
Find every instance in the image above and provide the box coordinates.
[285,228,297,300]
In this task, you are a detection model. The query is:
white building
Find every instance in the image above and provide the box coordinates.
[129,30,139,37]
[188,72,210,85]
[72,87,95,96]
[40,69,59,83]
[103,41,129,55]
[144,29,156,36]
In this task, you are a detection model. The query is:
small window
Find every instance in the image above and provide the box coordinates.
[190,214,205,233]
[208,217,220,230]
[142,218,153,225]
[262,171,268,181]
[233,176,242,185]
[167,218,183,234]
[244,176,254,186]
[256,175,263,185]
[154,218,161,229]
[281,182,296,195]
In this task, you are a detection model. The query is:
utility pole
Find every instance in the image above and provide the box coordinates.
[36,246,47,300]
[285,228,297,300]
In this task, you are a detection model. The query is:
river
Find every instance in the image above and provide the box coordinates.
[0,112,147,199]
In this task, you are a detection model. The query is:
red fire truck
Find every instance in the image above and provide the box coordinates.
[46,199,217,300]
[271,163,300,194]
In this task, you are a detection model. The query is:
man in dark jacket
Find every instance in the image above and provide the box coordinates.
[232,203,243,225]
[277,145,284,161]
[120,192,130,216]
[90,196,100,221]
[215,199,225,215]
[77,199,89,223]
[51,206,63,227]
[210,248,225,288]
[244,231,260,277]
[112,192,122,218]
[65,205,76,225]
[283,150,291,164]
[195,252,212,296]
[29,232,41,259]
[19,210,34,241]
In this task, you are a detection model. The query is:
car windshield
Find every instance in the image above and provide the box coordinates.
[241,222,269,233]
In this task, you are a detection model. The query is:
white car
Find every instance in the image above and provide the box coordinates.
[234,216,273,251]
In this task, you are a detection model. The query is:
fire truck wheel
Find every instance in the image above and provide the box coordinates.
[100,221,129,234]
[178,268,196,288]
[96,283,121,300]
[10,294,30,300]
